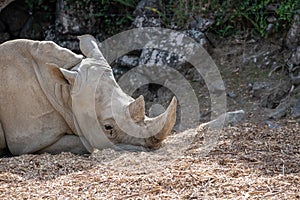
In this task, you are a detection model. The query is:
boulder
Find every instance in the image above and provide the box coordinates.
[261,80,291,109]
[132,0,161,28]
[286,14,300,50]
[291,98,300,118]
[199,110,245,129]
[55,0,102,34]
[251,81,272,98]
[0,0,15,11]
[19,16,43,39]
[187,15,214,32]
[0,1,29,37]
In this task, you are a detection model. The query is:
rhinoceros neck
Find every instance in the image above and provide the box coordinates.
[32,61,77,134]
[53,84,77,133]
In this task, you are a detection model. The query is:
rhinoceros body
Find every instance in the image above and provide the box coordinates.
[0,35,177,156]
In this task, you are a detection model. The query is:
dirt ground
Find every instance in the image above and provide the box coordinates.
[0,123,299,199]
[1,37,299,199]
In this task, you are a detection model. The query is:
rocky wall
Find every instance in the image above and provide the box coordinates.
[1,0,300,122]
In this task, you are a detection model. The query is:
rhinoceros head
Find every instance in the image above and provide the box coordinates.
[53,35,177,152]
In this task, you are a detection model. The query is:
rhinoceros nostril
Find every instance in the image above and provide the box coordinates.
[104,124,113,131]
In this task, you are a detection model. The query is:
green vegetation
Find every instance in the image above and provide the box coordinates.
[24,0,139,35]
[92,0,139,35]
[208,0,299,36]
[24,0,299,37]
[25,0,56,19]
[158,0,200,28]
[25,0,57,23]
[159,0,300,37]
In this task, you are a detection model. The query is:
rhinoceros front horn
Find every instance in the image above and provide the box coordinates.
[128,96,177,148]
[146,97,177,141]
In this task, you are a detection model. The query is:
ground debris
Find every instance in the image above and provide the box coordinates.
[0,122,299,199]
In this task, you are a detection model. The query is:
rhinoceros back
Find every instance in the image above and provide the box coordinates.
[0,39,82,155]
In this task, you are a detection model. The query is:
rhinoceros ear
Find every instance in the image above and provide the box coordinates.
[46,63,77,85]
[78,35,107,61]
[59,68,77,85]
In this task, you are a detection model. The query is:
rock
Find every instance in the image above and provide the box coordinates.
[251,81,272,98]
[288,46,300,66]
[130,84,176,121]
[268,105,289,119]
[286,14,300,50]
[115,55,140,68]
[112,66,131,81]
[266,3,279,12]
[252,80,292,109]
[0,20,5,32]
[0,32,9,43]
[188,16,214,32]
[291,98,300,118]
[132,16,161,28]
[199,110,245,129]
[185,67,204,83]
[132,0,161,28]
[227,92,237,98]
[0,20,10,42]
[44,25,80,52]
[133,0,161,17]
[137,47,204,90]
[222,110,245,125]
[262,80,291,109]
[149,103,165,117]
[290,75,300,85]
[44,25,57,41]
[265,120,281,129]
[265,23,276,36]
[112,54,140,80]
[132,85,155,103]
[183,29,207,45]
[267,16,277,23]
[55,0,102,34]
[0,1,29,36]
[0,0,15,11]
[156,87,174,105]
[288,47,300,85]
[58,40,80,52]
[19,16,43,39]
[139,48,184,68]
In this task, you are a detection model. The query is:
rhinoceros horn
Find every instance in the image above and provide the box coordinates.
[128,95,145,122]
[145,96,177,142]
[77,34,177,149]
[127,95,177,147]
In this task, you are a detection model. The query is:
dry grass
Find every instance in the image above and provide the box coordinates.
[0,122,299,199]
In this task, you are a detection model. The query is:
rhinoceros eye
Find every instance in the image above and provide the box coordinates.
[104,124,113,131]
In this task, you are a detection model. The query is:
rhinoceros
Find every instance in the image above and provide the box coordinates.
[0,35,177,155]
